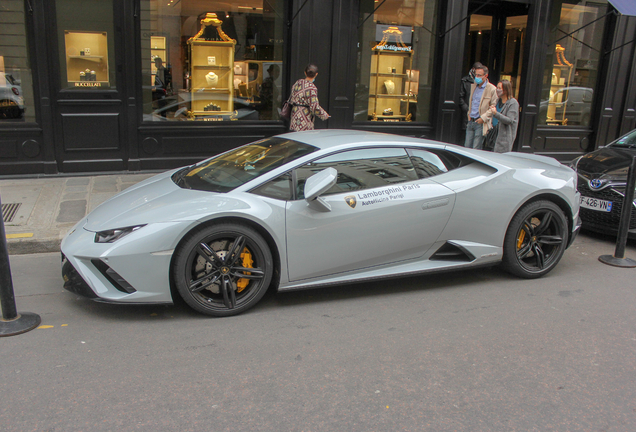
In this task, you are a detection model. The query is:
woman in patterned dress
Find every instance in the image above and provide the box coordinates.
[288,64,330,131]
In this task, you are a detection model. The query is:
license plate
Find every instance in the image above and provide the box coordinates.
[580,196,613,212]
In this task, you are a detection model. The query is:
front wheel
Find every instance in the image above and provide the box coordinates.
[501,200,568,279]
[173,223,274,317]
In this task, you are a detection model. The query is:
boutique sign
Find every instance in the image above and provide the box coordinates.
[375,45,412,52]
[72,81,106,88]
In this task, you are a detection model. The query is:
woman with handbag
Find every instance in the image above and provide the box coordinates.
[285,64,330,131]
[488,79,519,153]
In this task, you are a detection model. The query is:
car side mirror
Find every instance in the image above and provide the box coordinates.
[304,167,337,212]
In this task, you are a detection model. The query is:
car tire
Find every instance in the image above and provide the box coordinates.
[173,223,273,317]
[501,200,568,279]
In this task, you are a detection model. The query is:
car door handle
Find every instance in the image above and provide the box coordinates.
[422,198,450,210]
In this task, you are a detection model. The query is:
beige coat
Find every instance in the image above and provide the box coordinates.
[467,81,498,134]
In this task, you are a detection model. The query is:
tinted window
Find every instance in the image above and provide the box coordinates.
[174,137,317,193]
[295,148,418,199]
[407,148,466,179]
[612,130,636,147]
[251,172,293,200]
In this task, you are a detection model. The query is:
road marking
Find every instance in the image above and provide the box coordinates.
[6,233,34,239]
[38,325,54,329]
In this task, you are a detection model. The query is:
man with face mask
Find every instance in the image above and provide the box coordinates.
[459,62,482,143]
[465,65,498,150]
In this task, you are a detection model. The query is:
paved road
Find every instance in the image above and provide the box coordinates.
[2,232,636,431]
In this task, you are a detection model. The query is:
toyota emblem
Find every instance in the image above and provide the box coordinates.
[589,179,603,189]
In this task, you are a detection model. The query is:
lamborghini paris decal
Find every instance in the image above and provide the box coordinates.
[344,183,421,208]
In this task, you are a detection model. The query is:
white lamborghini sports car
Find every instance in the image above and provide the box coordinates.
[62,130,581,317]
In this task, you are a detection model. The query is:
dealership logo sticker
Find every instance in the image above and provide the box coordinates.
[345,195,357,208]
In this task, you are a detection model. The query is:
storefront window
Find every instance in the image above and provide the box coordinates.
[0,0,36,122]
[354,0,438,123]
[140,1,285,122]
[56,0,116,89]
[539,0,607,127]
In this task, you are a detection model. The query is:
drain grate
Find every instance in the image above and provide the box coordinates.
[2,203,22,223]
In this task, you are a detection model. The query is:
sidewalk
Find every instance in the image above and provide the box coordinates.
[1,173,156,255]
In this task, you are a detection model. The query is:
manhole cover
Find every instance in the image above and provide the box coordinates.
[2,203,22,223]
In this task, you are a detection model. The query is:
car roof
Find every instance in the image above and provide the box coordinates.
[280,129,436,150]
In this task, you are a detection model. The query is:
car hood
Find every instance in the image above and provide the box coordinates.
[83,173,248,231]
[576,145,636,175]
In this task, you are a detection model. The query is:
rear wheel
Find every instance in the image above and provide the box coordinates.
[501,200,568,278]
[173,223,273,317]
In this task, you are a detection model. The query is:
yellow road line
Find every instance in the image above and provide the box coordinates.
[6,233,34,239]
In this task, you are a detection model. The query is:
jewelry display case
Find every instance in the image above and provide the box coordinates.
[367,27,415,122]
[188,40,235,117]
[187,13,236,119]
[64,31,110,88]
[546,44,573,125]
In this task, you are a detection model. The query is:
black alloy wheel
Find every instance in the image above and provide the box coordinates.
[502,200,568,278]
[173,223,273,317]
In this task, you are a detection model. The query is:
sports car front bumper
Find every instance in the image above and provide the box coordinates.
[61,219,191,304]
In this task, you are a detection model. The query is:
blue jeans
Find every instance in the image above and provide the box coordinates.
[465,120,484,150]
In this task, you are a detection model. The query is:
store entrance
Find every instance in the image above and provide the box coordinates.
[463,1,529,100]
[46,0,129,173]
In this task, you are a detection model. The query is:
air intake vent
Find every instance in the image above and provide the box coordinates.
[91,259,137,294]
[430,242,476,262]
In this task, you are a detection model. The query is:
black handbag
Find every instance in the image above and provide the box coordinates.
[484,123,499,151]
[280,92,294,120]
[280,100,291,120]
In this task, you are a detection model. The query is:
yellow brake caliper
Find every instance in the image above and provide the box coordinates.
[517,230,526,250]
[237,247,253,292]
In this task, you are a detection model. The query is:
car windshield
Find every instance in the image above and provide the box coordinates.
[611,130,636,148]
[174,137,318,192]
[1,73,16,85]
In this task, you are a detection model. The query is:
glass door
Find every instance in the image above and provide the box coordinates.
[463,1,528,98]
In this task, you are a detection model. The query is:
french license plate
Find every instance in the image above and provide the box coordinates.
[580,196,613,212]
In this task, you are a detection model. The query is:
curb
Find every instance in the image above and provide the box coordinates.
[7,238,62,256]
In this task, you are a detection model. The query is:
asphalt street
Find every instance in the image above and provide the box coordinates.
[1,231,636,431]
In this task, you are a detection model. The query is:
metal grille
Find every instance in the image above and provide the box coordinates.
[579,183,636,230]
[2,203,22,223]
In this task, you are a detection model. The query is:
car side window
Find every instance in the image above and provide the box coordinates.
[407,148,465,179]
[295,148,418,199]
[250,172,293,200]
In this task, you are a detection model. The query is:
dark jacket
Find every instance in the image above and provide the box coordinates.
[459,74,474,130]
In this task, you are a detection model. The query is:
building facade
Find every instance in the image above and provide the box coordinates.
[1,0,635,176]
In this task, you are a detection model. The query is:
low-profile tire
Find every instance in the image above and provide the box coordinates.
[501,200,568,279]
[173,223,273,317]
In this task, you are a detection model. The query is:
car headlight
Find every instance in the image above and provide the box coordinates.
[569,156,582,170]
[94,225,146,243]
